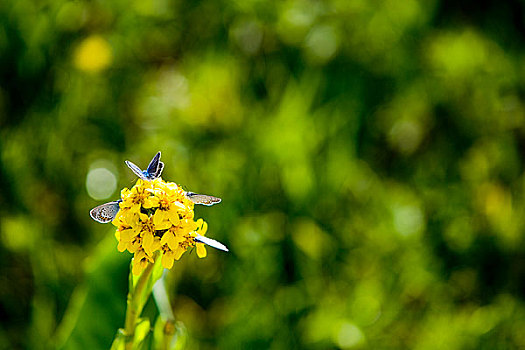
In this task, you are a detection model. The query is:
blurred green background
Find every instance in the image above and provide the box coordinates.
[2,0,525,349]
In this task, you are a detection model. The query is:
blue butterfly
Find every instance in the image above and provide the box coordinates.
[126,152,221,206]
[125,151,164,181]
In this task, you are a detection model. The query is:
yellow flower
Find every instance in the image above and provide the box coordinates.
[112,177,217,275]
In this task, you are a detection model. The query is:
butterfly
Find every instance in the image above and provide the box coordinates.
[125,151,164,181]
[89,200,122,223]
[185,192,222,206]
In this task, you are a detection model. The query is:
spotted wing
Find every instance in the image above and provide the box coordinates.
[146,151,162,179]
[90,200,121,223]
[125,160,148,180]
[194,233,229,252]
[186,192,222,206]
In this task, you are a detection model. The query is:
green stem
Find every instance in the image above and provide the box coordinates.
[123,260,155,350]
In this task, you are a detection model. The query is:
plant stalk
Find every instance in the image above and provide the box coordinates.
[123,261,155,350]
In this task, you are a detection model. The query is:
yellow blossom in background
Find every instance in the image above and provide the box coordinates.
[74,35,113,72]
[112,178,209,275]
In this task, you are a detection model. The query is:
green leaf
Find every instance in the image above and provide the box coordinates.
[133,318,151,350]
[109,329,126,350]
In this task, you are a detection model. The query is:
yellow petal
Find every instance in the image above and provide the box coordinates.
[158,217,173,230]
[111,210,124,226]
[119,228,135,242]
[196,243,207,258]
[138,212,149,222]
[161,230,175,247]
[167,208,180,226]
[117,240,128,252]
[142,232,155,255]
[151,237,162,252]
[168,216,180,227]
[132,259,146,276]
[161,251,174,269]
[131,203,142,214]
[154,210,166,227]
[173,201,186,211]
[174,248,185,260]
[132,252,148,275]
[155,220,172,231]
[121,188,131,199]
[143,196,160,209]
[128,242,139,253]
[145,252,155,263]
[187,220,198,231]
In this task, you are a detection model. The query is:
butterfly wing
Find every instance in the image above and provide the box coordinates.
[194,233,229,252]
[153,161,164,179]
[90,200,121,223]
[146,151,161,179]
[125,160,147,180]
[186,192,222,206]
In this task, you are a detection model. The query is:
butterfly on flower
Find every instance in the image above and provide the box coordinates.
[89,200,122,223]
[125,152,222,206]
[185,192,221,206]
[89,152,228,254]
[125,151,165,181]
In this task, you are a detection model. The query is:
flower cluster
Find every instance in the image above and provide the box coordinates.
[112,178,208,275]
